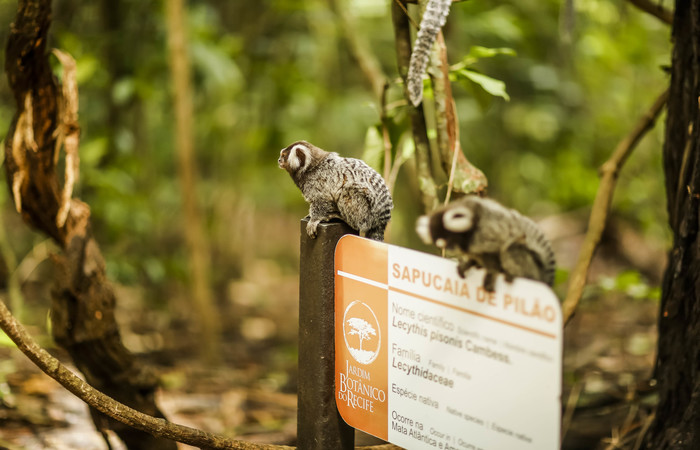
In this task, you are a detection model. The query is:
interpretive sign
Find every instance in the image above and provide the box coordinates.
[334,235,562,450]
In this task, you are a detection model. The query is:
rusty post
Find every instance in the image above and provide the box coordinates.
[298,217,356,450]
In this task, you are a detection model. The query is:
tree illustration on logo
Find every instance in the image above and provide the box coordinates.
[347,318,376,350]
[346,317,377,364]
[343,300,381,365]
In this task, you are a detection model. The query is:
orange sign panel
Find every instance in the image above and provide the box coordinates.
[335,236,389,439]
[335,235,562,450]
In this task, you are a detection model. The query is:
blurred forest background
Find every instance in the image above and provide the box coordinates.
[0,0,672,448]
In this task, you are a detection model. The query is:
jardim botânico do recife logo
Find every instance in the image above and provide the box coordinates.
[338,300,386,412]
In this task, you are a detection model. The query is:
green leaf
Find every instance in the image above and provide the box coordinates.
[467,46,517,60]
[459,69,510,102]
[451,46,516,71]
[458,76,494,111]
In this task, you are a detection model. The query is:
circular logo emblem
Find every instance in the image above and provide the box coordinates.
[343,300,381,365]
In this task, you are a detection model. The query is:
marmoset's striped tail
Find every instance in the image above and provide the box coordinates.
[406,0,452,106]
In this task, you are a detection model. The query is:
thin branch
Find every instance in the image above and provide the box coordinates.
[429,32,487,202]
[562,89,669,325]
[330,0,388,100]
[392,0,419,29]
[380,83,393,183]
[626,0,673,25]
[0,296,289,450]
[444,125,462,205]
[561,381,583,444]
[0,296,404,449]
[392,0,440,212]
[632,412,655,450]
[387,136,411,191]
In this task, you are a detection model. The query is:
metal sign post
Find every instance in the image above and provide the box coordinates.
[297,218,356,450]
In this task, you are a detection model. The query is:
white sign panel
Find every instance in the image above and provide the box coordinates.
[335,235,561,450]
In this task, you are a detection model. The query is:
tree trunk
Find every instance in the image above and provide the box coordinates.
[99,0,124,165]
[646,1,700,448]
[391,0,439,212]
[165,0,221,364]
[390,0,486,213]
[3,1,176,448]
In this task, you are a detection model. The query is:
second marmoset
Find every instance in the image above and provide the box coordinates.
[416,196,556,291]
[278,140,393,241]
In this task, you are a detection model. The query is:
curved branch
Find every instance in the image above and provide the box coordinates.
[429,32,487,201]
[0,296,290,450]
[562,88,669,325]
[330,0,387,100]
[0,297,404,449]
[392,0,440,212]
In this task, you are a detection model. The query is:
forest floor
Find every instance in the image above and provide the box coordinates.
[0,214,664,450]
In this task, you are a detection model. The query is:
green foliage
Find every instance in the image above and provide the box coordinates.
[454,69,510,109]
[450,46,515,110]
[598,270,661,301]
[0,0,672,305]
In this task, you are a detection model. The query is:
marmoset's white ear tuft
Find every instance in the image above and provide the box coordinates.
[443,206,473,232]
[416,215,432,244]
